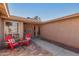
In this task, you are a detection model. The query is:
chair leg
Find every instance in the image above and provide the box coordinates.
[24,40,30,46]
[9,43,14,49]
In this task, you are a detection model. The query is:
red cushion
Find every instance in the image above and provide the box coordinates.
[26,33,31,37]
[5,35,12,41]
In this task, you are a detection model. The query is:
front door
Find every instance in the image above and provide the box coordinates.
[24,23,34,38]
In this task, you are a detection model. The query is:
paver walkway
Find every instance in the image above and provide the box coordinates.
[32,38,79,56]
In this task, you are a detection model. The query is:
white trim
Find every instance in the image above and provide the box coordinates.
[3,3,9,17]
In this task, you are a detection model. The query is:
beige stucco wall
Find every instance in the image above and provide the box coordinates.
[40,16,79,48]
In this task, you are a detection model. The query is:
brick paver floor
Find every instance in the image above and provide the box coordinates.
[0,41,52,56]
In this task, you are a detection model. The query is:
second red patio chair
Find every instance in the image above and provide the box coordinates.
[24,32,31,46]
[19,33,31,46]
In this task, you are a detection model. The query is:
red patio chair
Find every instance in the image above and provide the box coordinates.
[5,35,19,49]
[18,33,31,46]
[24,32,31,46]
[19,37,24,46]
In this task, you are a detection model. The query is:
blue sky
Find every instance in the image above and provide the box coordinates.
[8,3,79,21]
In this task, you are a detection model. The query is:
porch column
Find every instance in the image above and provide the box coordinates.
[18,22,23,38]
[0,18,1,34]
[35,25,39,37]
[0,18,4,39]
